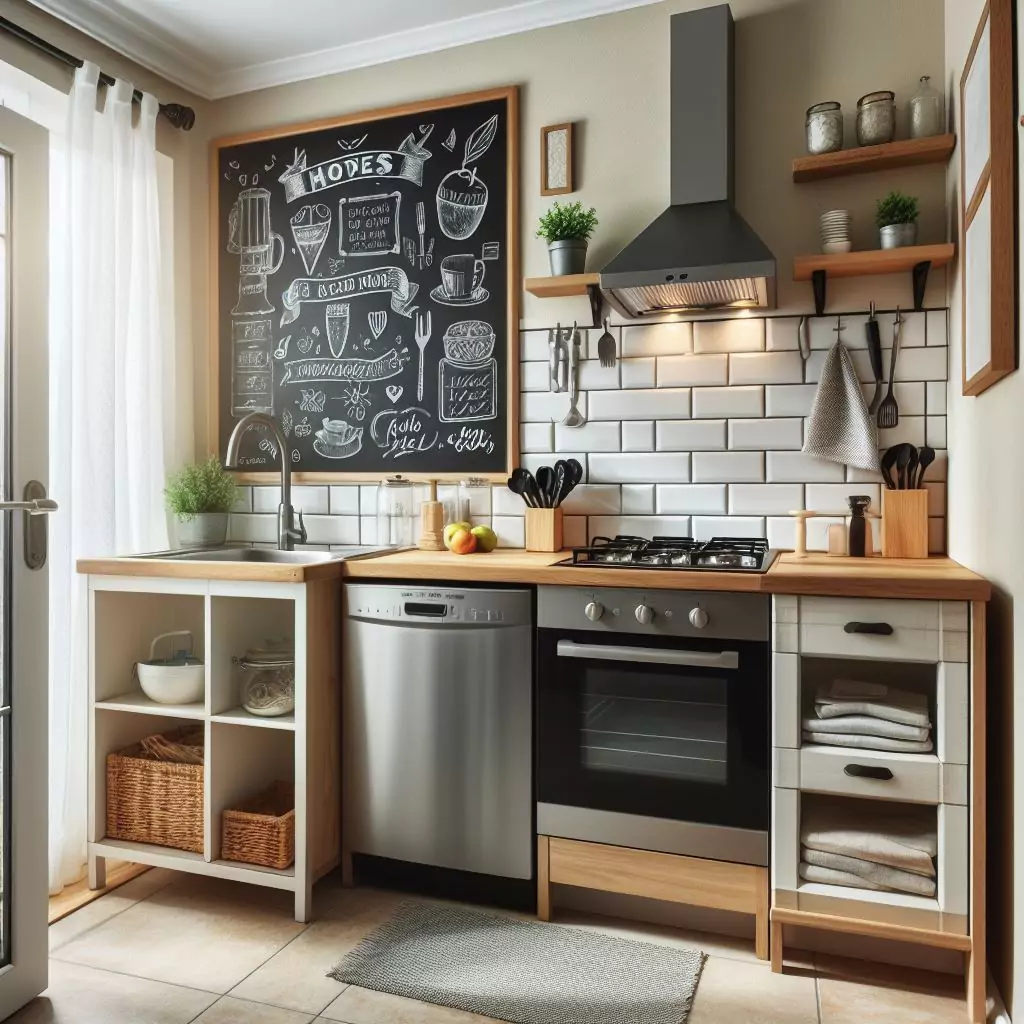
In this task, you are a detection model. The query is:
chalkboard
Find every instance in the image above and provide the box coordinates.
[213,87,519,479]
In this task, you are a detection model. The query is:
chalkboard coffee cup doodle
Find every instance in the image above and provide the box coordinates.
[443,320,496,364]
[314,418,363,459]
[439,254,486,300]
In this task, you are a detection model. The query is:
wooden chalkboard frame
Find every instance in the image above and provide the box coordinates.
[209,85,520,483]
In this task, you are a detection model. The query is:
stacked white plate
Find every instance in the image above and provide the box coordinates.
[820,210,852,254]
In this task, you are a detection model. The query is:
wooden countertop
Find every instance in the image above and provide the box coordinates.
[342,549,991,601]
[76,556,345,584]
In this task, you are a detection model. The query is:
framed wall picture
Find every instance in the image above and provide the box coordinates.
[960,0,1016,396]
[540,122,574,195]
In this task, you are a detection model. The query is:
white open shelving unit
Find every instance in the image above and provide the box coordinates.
[86,573,341,922]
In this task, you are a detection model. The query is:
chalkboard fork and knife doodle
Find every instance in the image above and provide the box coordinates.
[507,459,582,508]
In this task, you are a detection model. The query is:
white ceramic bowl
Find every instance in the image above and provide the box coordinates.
[137,662,205,704]
[822,240,853,254]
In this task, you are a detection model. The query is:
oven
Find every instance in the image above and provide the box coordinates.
[536,585,770,866]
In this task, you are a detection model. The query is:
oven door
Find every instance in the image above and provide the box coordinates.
[536,628,769,860]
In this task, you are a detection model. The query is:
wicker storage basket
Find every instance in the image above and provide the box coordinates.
[106,726,204,854]
[221,781,295,870]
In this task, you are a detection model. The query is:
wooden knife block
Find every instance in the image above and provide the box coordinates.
[525,507,563,552]
[881,491,928,558]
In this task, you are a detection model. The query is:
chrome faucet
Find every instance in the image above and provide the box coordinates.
[225,412,307,551]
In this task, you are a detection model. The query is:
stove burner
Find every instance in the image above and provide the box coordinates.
[563,535,777,573]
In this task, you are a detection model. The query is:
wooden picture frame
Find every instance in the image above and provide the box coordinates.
[209,86,520,483]
[540,122,574,196]
[960,0,1016,396]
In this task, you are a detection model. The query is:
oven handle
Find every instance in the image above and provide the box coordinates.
[556,640,739,670]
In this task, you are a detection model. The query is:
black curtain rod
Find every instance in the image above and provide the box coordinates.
[0,16,195,130]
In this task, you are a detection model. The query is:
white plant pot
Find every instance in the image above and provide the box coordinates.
[176,512,229,548]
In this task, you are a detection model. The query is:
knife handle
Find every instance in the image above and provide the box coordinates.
[866,319,884,380]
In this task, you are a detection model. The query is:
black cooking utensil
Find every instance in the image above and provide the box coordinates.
[916,445,935,489]
[877,310,902,430]
[563,458,583,501]
[880,446,900,490]
[552,460,568,507]
[895,444,913,490]
[866,307,884,416]
[535,466,556,508]
[508,468,537,508]
[906,446,920,492]
[596,319,617,368]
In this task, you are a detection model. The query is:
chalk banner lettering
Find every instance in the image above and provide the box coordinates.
[280,267,418,325]
[279,132,432,202]
[280,347,410,385]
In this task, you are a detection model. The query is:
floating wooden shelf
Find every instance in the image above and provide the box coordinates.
[792,134,956,183]
[524,273,603,326]
[793,243,955,315]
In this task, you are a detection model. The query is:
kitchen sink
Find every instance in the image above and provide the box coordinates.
[141,546,394,564]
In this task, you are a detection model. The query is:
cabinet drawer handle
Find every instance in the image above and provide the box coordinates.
[843,621,894,636]
[843,764,894,781]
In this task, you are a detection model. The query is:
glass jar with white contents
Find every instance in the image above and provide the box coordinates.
[806,101,844,155]
[236,643,295,718]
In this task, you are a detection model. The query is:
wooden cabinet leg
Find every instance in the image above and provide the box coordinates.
[966,946,986,1023]
[88,853,106,891]
[537,835,551,922]
[754,867,769,961]
[294,881,312,924]
[770,920,783,973]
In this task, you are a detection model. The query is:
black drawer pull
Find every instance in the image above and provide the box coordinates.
[844,621,894,636]
[844,764,894,781]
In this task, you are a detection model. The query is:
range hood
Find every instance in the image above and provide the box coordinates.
[600,4,776,317]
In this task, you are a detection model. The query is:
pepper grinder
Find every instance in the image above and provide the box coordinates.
[847,495,872,558]
[418,480,445,551]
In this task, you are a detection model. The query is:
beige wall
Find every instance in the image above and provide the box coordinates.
[944,0,1020,1012]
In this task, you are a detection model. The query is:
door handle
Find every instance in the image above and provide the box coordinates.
[556,640,739,670]
[8,481,56,570]
[0,498,57,514]
[843,764,894,781]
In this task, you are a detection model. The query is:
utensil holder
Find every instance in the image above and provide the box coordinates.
[881,491,928,558]
[525,507,563,552]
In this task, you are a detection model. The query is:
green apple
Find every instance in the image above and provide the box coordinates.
[471,525,498,553]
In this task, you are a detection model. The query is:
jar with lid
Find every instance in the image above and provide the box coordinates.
[856,90,896,146]
[236,642,295,718]
[376,475,416,547]
[806,101,844,155]
[909,76,944,138]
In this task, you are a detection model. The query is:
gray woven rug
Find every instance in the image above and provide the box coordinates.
[328,900,707,1024]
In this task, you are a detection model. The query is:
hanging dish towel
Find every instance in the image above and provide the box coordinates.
[802,340,879,472]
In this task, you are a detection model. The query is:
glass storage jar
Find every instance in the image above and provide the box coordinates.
[236,643,295,718]
[376,475,416,547]
[856,90,896,146]
[805,101,844,155]
[909,76,944,138]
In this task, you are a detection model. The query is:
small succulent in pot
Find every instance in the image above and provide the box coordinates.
[165,455,238,548]
[875,190,920,249]
[537,200,598,276]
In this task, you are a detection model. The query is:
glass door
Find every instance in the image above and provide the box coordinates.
[0,106,52,1019]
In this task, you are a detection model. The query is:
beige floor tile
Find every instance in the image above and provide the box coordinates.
[193,995,316,1023]
[8,960,216,1023]
[320,986,500,1024]
[688,956,819,1024]
[52,874,306,994]
[48,868,178,952]
[230,888,402,1015]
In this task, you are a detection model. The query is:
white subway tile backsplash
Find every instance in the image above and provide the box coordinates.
[927,416,947,448]
[231,487,253,513]
[900,312,927,348]
[254,485,329,515]
[894,346,948,381]
[360,516,377,545]
[521,390,577,423]
[694,318,764,353]
[622,421,655,451]
[657,354,728,387]
[656,419,726,451]
[847,464,884,483]
[492,515,526,548]
[927,310,947,347]
[767,515,845,552]
[861,381,925,416]
[728,418,802,451]
[620,358,657,389]
[520,361,550,391]
[729,351,804,386]
[578,359,620,391]
[303,514,360,545]
[766,318,800,351]
[563,515,588,547]
[561,484,622,514]
[766,451,845,483]
[622,484,655,515]
[359,485,378,516]
[520,331,551,362]
[692,451,764,483]
[521,422,554,453]
[462,485,492,516]
[924,481,946,516]
[522,452,587,479]
[656,484,727,515]
[621,322,693,357]
[805,483,881,515]
[228,513,277,544]
[692,386,763,419]
[329,486,360,515]
[589,515,691,538]
[729,484,804,515]
[589,452,690,483]
[878,416,926,449]
[693,516,765,540]
[926,381,947,415]
[555,421,620,452]
[765,384,818,417]
[590,388,690,421]
[492,486,526,516]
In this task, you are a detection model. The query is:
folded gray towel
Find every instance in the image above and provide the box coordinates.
[800,861,887,892]
[802,715,930,742]
[815,680,931,728]
[803,848,936,897]
[803,730,933,753]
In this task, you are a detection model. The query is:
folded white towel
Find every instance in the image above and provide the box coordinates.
[801,715,930,742]
[803,848,936,897]
[801,800,936,876]
[803,731,933,753]
[815,680,930,728]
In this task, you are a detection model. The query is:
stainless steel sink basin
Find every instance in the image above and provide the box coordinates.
[169,547,339,564]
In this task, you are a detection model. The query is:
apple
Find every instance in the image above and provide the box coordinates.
[443,521,472,549]
[447,528,478,555]
[471,525,498,553]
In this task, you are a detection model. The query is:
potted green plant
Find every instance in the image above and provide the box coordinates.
[165,455,238,548]
[537,200,598,276]
[876,190,919,249]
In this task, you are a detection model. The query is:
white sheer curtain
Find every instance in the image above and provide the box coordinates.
[48,63,174,893]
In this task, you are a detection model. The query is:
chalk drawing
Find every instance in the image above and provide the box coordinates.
[325,303,351,358]
[264,155,277,171]
[370,406,439,459]
[482,241,500,261]
[290,203,332,275]
[282,407,294,437]
[436,113,498,240]
[337,133,369,152]
[274,334,291,360]
[299,389,327,413]
[430,253,488,307]
[280,266,418,325]
[415,200,434,268]
[258,436,278,459]
[339,191,402,257]
[342,382,372,421]
[442,129,457,152]
[414,309,432,402]
[294,417,312,438]
[291,449,301,463]
[280,346,411,385]
[386,384,404,403]
[368,310,387,340]
[313,418,364,459]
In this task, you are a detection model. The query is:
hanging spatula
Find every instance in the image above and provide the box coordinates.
[876,309,902,430]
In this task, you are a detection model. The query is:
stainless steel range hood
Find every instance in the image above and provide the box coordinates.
[600,4,776,318]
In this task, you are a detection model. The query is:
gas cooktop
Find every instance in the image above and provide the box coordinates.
[560,535,779,573]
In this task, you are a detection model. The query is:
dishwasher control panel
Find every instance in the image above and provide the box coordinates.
[345,584,531,626]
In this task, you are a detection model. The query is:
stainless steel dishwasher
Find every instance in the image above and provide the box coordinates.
[343,584,533,880]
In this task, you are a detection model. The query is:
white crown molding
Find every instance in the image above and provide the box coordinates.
[28,0,664,101]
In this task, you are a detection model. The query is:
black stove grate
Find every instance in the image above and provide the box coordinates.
[561,535,776,572]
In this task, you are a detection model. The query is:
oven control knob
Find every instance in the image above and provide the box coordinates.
[634,604,655,626]
[689,606,710,630]
[584,601,605,622]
